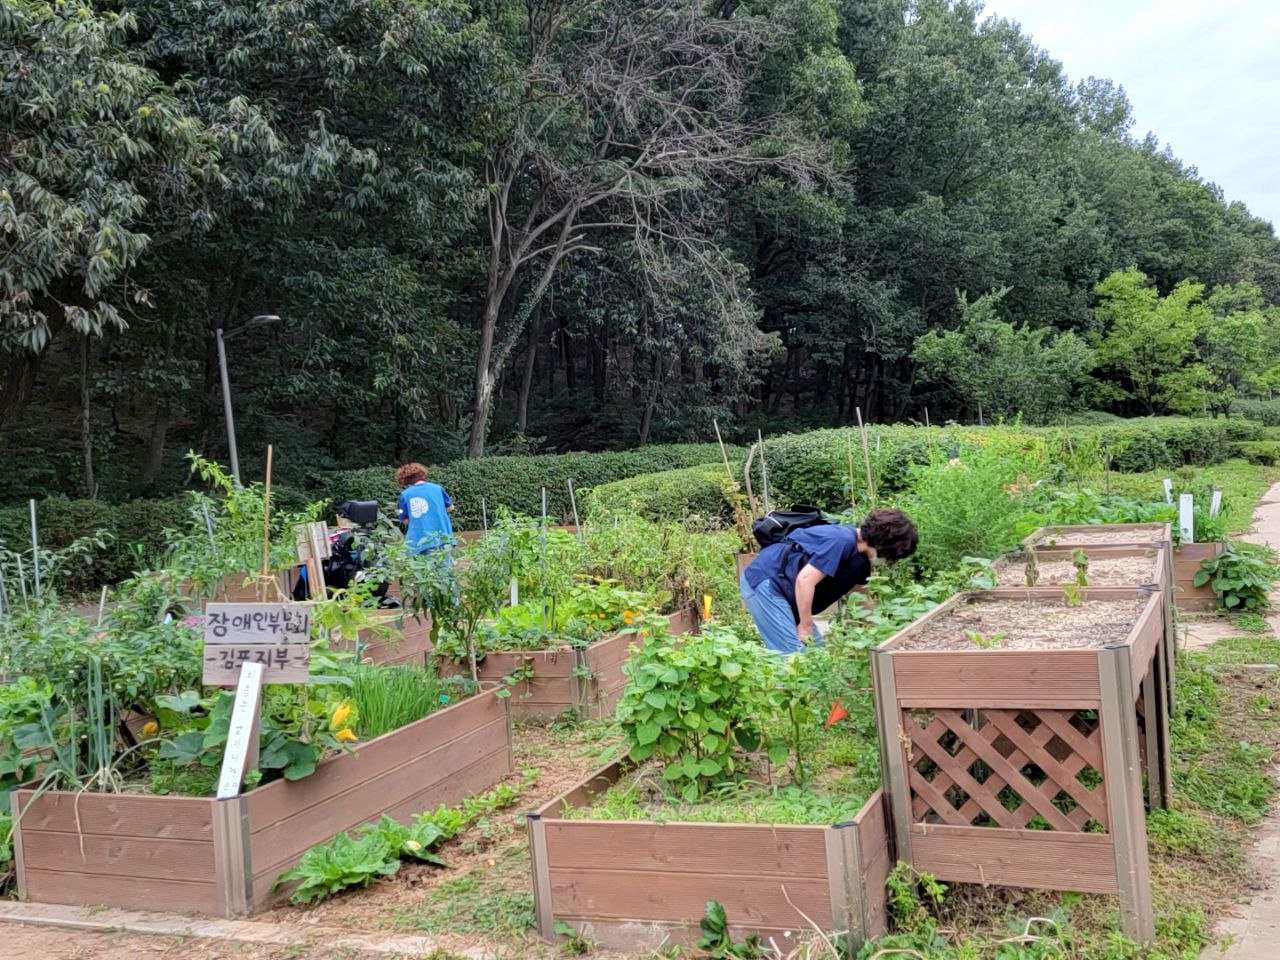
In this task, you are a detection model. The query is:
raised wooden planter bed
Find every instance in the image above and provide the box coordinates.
[988,546,1172,811]
[1172,542,1226,612]
[528,762,889,951]
[443,608,699,720]
[10,689,513,917]
[871,587,1166,941]
[345,612,435,667]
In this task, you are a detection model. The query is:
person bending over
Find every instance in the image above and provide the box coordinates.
[739,508,918,655]
[396,462,456,555]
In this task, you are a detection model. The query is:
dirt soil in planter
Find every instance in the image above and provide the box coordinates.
[900,596,1149,651]
[1036,526,1164,545]
[995,554,1157,587]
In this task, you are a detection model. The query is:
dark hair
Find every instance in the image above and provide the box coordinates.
[395,462,428,488]
[860,508,918,562]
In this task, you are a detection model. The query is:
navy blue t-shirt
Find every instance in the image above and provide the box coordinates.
[743,525,870,623]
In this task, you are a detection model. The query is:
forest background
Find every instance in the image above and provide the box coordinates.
[5,0,1280,501]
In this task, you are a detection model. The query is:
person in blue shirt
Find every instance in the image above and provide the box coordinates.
[395,462,456,555]
[740,508,918,655]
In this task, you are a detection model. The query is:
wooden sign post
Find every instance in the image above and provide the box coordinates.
[204,602,312,800]
[203,602,312,685]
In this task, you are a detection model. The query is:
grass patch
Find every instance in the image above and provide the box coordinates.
[1091,459,1279,534]
[1189,635,1280,666]
[395,842,536,939]
[1229,610,1272,635]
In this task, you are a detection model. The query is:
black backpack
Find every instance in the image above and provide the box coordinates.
[751,505,828,550]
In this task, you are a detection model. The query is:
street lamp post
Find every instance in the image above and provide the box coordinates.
[216,315,280,486]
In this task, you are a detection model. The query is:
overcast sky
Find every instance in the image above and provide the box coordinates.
[980,0,1280,229]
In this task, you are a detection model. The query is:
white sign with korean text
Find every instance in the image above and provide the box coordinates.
[216,661,264,799]
[202,602,312,685]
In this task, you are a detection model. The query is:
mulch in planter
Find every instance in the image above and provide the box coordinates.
[995,554,1156,587]
[900,595,1148,651]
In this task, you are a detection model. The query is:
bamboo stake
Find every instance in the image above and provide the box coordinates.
[201,503,217,548]
[0,564,8,616]
[855,408,875,508]
[712,419,735,486]
[96,585,108,626]
[846,430,857,512]
[567,479,583,542]
[16,555,28,606]
[481,496,488,531]
[757,430,771,513]
[260,446,273,600]
[29,499,40,600]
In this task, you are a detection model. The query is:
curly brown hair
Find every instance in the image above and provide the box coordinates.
[860,508,918,562]
[395,462,428,488]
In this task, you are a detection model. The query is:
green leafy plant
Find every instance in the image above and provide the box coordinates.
[554,920,594,955]
[616,625,778,801]
[277,776,535,904]
[1195,545,1275,611]
[1072,548,1090,586]
[695,900,763,959]
[963,629,1007,650]
[277,830,402,904]
[1062,583,1083,606]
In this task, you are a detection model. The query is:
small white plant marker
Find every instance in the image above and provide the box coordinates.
[1178,493,1194,544]
[216,661,264,800]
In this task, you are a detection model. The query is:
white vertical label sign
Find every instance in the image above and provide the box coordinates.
[1162,479,1173,505]
[216,661,265,800]
[510,576,519,607]
[1210,490,1223,518]
[1178,494,1194,544]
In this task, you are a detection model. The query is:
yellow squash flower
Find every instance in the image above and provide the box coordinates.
[336,728,359,743]
[141,721,159,737]
[330,703,352,730]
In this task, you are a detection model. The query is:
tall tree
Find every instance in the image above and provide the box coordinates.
[0,0,217,420]
[464,0,821,456]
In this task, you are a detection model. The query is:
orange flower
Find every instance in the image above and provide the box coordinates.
[141,720,159,737]
[336,728,358,743]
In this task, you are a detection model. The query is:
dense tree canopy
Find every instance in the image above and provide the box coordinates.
[3,0,1278,499]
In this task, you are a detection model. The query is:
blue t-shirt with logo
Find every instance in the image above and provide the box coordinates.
[743,524,869,622]
[397,481,455,554]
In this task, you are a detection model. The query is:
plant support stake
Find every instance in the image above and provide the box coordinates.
[481,496,489,532]
[260,445,274,581]
[567,479,583,542]
[29,499,40,600]
[855,408,876,507]
[757,430,771,513]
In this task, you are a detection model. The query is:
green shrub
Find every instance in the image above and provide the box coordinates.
[1233,398,1280,426]
[1234,441,1280,466]
[319,444,738,530]
[585,463,740,522]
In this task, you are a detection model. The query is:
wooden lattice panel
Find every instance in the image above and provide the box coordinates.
[903,708,1109,833]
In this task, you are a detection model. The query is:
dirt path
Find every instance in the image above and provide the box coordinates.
[1201,481,1280,960]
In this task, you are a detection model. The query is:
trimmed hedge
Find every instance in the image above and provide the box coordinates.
[587,417,1262,519]
[585,463,741,522]
[0,486,312,596]
[1234,441,1280,466]
[318,444,740,530]
[1234,399,1280,426]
